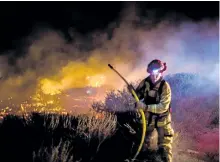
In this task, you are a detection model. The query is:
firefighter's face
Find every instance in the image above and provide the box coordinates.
[149,70,162,83]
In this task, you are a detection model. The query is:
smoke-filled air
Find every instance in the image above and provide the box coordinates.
[0,5,218,115]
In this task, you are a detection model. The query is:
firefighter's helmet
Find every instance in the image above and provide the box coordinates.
[147,59,167,74]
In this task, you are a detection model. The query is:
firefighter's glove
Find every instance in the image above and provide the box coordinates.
[135,101,147,110]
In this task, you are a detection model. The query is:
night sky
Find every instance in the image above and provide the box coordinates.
[0,1,218,55]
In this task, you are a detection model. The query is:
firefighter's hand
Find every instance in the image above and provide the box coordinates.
[135,101,147,110]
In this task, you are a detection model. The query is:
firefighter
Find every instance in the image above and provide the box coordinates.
[133,59,174,162]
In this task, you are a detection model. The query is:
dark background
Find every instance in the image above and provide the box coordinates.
[0,1,218,54]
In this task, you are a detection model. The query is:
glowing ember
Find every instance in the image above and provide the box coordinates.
[30,89,63,113]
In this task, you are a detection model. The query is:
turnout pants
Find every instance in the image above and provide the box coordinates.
[143,112,174,162]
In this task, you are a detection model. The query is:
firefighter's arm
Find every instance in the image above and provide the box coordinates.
[147,82,171,114]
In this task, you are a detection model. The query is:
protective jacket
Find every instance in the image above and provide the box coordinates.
[138,76,170,108]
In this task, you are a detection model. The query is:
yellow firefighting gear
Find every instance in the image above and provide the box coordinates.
[135,76,174,162]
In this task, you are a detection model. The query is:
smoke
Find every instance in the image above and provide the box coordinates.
[0,5,218,108]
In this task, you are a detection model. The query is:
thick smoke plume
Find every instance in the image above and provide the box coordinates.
[0,5,218,111]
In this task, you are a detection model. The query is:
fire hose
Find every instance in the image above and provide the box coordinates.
[108,64,147,160]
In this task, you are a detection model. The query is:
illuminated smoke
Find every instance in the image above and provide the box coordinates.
[0,4,218,114]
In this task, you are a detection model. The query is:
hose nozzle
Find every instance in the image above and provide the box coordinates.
[108,64,113,69]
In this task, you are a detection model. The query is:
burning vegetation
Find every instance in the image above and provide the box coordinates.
[0,73,112,118]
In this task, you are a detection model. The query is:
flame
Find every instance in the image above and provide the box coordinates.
[29,89,63,113]
[86,75,106,87]
[37,57,111,97]
[39,78,62,95]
